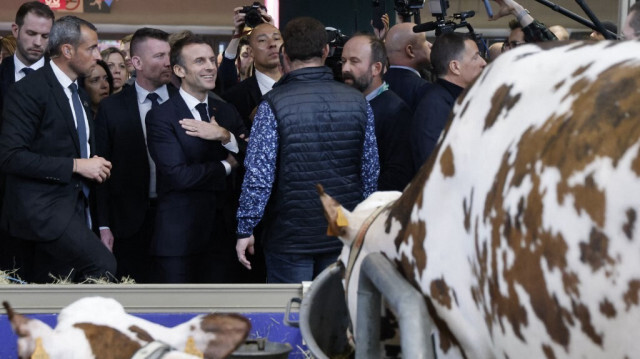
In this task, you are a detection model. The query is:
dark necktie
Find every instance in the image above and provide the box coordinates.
[69,83,88,159]
[69,83,90,200]
[195,103,209,122]
[146,92,160,110]
[21,67,34,77]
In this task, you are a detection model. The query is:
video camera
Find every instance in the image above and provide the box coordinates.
[240,2,265,29]
[413,0,477,36]
[325,27,350,81]
[413,0,488,57]
[394,0,425,23]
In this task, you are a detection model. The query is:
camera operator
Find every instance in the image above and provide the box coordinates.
[217,3,273,93]
[384,22,433,113]
[411,32,486,171]
[490,0,556,52]
[221,4,282,130]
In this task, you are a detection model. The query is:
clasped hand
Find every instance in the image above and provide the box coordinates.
[180,118,231,143]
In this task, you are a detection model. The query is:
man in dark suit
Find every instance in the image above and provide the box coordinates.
[411,33,486,171]
[0,1,54,274]
[0,16,116,283]
[342,34,414,191]
[0,2,54,115]
[384,22,433,113]
[146,35,248,283]
[94,28,175,282]
[222,22,282,130]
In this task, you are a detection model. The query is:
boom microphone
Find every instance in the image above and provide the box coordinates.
[413,21,439,32]
[453,10,475,19]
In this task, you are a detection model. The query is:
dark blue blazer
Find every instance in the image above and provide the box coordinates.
[221,74,262,130]
[0,56,16,124]
[411,78,464,171]
[0,62,93,241]
[370,89,415,191]
[145,93,247,256]
[384,67,433,113]
[94,84,178,238]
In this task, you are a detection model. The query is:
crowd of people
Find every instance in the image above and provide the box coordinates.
[0,0,637,284]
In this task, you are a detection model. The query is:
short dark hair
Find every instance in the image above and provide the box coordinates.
[508,19,522,31]
[170,34,212,68]
[15,1,54,27]
[283,17,327,62]
[48,16,96,57]
[130,27,169,58]
[79,59,114,96]
[369,35,388,72]
[350,33,388,73]
[430,32,469,77]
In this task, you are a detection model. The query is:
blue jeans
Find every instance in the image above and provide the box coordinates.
[264,250,340,283]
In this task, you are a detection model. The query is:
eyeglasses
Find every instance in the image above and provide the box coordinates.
[502,41,526,50]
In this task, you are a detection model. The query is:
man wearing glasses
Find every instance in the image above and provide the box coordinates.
[489,0,556,53]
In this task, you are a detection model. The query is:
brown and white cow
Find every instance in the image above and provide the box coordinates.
[3,297,250,359]
[321,39,640,358]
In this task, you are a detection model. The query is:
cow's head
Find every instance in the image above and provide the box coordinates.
[317,185,401,246]
[3,299,251,359]
[317,184,403,274]
[3,301,55,359]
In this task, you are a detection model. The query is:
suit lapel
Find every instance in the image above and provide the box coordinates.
[249,76,262,105]
[174,93,195,122]
[123,85,144,143]
[45,64,81,156]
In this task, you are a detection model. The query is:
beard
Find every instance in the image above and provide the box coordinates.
[342,70,372,93]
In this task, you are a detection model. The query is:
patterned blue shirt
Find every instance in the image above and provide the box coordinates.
[237,100,380,238]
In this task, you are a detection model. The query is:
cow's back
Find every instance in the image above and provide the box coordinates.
[386,40,640,358]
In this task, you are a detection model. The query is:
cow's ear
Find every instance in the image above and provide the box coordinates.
[3,301,33,337]
[317,184,349,237]
[201,313,251,359]
[3,300,53,358]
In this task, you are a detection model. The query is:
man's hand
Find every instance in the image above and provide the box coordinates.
[226,153,239,169]
[259,8,274,25]
[236,235,255,270]
[180,118,231,143]
[99,228,114,252]
[75,156,112,183]
[372,14,390,40]
[233,7,246,34]
[490,0,523,21]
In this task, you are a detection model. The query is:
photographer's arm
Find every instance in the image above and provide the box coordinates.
[225,8,247,61]
[490,0,533,27]
[490,0,557,42]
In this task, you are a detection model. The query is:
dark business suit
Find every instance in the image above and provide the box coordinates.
[370,89,415,191]
[0,56,17,272]
[384,67,433,113]
[221,75,261,130]
[94,84,177,282]
[0,63,116,282]
[411,78,464,171]
[0,56,16,118]
[146,93,248,283]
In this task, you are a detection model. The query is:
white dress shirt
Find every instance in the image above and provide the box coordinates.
[13,55,45,82]
[179,88,238,175]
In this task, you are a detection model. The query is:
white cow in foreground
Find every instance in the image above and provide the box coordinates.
[320,40,640,358]
[3,297,250,359]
